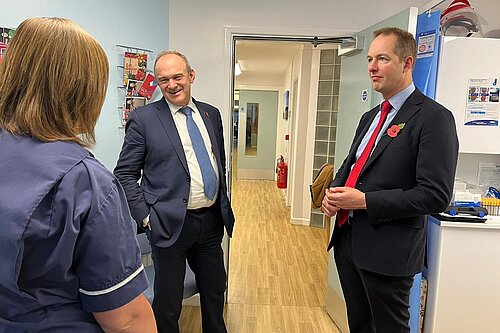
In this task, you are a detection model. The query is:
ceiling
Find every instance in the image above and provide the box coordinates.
[235,40,307,77]
[235,0,500,79]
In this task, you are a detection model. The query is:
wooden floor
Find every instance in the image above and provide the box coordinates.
[179,176,340,332]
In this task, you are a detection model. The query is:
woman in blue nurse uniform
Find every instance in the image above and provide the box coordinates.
[0,18,156,332]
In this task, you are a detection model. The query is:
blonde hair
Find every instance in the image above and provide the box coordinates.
[0,17,109,147]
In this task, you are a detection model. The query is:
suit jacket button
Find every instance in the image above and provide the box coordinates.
[186,177,190,182]
[183,198,187,203]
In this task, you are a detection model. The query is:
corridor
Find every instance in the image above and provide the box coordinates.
[179,178,340,332]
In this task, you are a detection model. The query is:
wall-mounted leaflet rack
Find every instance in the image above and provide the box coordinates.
[116,44,154,129]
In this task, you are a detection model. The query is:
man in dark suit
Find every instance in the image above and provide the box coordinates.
[321,28,459,332]
[114,51,234,333]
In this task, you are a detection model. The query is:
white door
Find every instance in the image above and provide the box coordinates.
[237,89,279,180]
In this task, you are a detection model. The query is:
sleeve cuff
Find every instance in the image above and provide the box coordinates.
[80,264,149,313]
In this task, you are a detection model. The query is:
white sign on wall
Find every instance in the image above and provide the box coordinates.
[361,89,368,102]
[465,78,499,126]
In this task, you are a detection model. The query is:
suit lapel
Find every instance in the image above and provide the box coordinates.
[155,98,190,174]
[362,89,424,172]
[193,100,223,174]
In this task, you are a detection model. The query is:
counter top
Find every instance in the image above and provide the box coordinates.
[429,214,500,230]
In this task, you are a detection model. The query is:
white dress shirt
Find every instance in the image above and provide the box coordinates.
[167,99,219,209]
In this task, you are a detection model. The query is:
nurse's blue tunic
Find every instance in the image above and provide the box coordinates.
[0,132,148,332]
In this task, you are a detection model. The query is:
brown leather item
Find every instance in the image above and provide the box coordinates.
[310,163,334,209]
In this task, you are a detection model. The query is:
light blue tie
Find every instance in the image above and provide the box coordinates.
[179,106,217,200]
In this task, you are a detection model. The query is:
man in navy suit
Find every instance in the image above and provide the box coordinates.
[322,28,459,332]
[114,51,234,333]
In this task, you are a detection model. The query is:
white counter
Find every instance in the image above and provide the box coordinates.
[423,215,500,333]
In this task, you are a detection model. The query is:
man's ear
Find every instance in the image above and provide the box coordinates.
[403,56,414,72]
[189,69,196,83]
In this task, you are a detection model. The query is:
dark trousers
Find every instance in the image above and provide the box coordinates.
[334,223,414,333]
[150,207,227,333]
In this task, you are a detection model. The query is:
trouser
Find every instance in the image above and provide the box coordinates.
[150,207,227,333]
[334,222,413,333]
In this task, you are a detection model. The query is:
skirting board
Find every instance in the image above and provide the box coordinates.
[326,285,349,333]
[291,217,310,225]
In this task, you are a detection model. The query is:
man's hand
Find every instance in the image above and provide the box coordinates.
[328,187,367,210]
[321,188,341,217]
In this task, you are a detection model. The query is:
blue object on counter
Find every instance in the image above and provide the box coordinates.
[488,187,500,199]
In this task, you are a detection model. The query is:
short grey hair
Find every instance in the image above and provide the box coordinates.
[154,50,192,74]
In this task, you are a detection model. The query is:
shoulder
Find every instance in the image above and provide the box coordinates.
[80,156,115,185]
[194,99,219,114]
[406,89,455,123]
[62,157,119,219]
[194,99,223,127]
[420,94,455,123]
[65,156,113,184]
[130,99,166,117]
[359,104,379,123]
[410,89,445,111]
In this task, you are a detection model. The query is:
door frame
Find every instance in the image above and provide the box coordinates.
[223,26,355,302]
[224,27,355,200]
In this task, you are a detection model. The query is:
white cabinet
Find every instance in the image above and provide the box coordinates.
[424,216,500,332]
[435,37,500,154]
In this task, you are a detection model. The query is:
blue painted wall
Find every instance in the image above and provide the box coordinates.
[0,0,169,170]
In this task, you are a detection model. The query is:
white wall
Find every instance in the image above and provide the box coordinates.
[0,0,169,171]
[235,75,286,181]
[169,0,431,223]
[236,73,284,87]
[289,45,315,225]
[168,0,430,135]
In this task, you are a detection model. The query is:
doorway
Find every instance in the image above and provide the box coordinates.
[227,36,344,323]
[231,38,343,222]
[232,40,304,182]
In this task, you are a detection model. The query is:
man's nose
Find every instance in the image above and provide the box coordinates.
[166,79,177,87]
[368,61,377,72]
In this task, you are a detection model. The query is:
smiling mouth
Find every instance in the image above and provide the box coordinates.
[168,89,182,95]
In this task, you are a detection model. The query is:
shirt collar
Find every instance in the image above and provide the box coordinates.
[165,98,197,115]
[385,82,415,112]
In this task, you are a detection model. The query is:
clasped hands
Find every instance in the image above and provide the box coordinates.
[321,187,366,218]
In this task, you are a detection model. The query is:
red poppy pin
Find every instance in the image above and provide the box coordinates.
[204,111,209,117]
[387,123,405,138]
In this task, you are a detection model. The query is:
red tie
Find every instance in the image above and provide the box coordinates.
[337,100,392,227]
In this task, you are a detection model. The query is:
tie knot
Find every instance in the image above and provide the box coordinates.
[381,100,392,115]
[179,106,193,117]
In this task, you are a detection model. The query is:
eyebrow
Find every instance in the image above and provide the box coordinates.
[367,53,390,59]
[157,73,185,80]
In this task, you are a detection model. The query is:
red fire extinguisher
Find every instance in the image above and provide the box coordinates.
[276,155,287,189]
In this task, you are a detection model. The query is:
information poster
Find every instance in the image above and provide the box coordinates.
[416,30,436,59]
[478,162,500,189]
[465,78,499,126]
